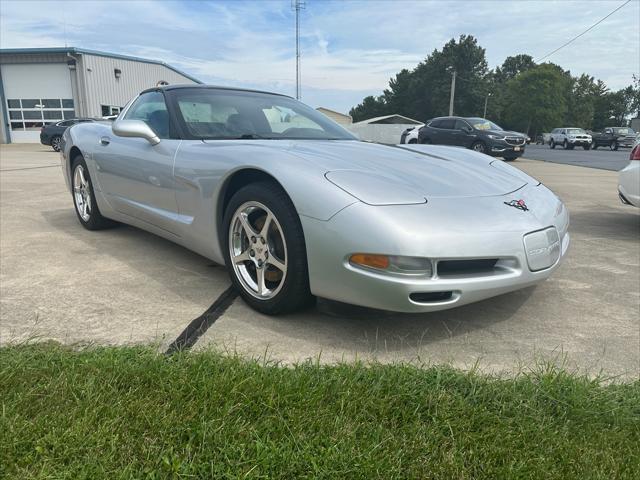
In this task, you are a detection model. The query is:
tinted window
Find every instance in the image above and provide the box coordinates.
[440,119,456,129]
[125,91,170,139]
[467,118,502,131]
[429,119,444,128]
[171,88,355,140]
[21,99,40,108]
[454,119,470,130]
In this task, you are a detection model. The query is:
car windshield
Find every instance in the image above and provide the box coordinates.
[567,128,586,134]
[171,88,356,141]
[467,118,503,131]
[613,127,635,135]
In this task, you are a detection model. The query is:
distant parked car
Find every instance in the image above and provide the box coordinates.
[591,127,636,151]
[418,116,526,161]
[40,118,94,151]
[549,128,592,150]
[618,137,640,207]
[399,125,423,144]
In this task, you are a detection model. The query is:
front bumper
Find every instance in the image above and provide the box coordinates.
[567,138,591,145]
[302,184,570,313]
[486,139,526,157]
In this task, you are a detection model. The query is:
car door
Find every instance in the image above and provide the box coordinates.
[453,119,474,147]
[93,91,182,234]
[430,118,456,145]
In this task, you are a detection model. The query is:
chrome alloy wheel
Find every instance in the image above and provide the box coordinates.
[229,201,287,300]
[73,165,92,221]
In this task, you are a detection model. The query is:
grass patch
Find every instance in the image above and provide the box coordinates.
[1,343,639,479]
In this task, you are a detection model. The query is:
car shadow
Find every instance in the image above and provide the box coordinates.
[568,208,640,242]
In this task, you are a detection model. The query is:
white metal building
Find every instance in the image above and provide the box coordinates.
[0,47,201,143]
[348,114,423,144]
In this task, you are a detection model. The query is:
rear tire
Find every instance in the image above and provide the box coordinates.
[591,140,598,150]
[223,182,314,315]
[71,155,117,230]
[51,135,62,152]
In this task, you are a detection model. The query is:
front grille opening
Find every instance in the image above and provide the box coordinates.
[409,291,453,303]
[437,259,498,277]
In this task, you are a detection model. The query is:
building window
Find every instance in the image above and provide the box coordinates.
[101,105,122,116]
[6,98,76,131]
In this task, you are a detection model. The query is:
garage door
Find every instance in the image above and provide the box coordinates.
[1,63,74,143]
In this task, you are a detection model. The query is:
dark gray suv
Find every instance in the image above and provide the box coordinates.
[418,116,527,161]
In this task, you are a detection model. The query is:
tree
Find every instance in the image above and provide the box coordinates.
[503,64,569,136]
[349,95,387,122]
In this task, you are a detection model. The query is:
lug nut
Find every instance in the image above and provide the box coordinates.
[257,260,263,268]
[260,237,266,244]
[251,236,256,243]
[250,250,255,257]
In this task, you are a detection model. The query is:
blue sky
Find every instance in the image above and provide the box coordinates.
[1,0,638,113]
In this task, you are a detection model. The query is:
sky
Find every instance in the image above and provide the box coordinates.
[1,0,639,113]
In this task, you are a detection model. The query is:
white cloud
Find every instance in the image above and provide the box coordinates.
[1,0,638,112]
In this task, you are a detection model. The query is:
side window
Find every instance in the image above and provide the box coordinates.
[124,91,170,139]
[429,119,443,128]
[440,119,456,129]
[454,119,470,131]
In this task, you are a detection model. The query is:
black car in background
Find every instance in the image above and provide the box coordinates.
[418,116,527,161]
[40,118,94,151]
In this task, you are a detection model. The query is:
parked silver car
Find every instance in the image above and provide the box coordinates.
[61,85,569,314]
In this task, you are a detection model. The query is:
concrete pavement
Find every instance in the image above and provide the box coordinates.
[1,144,638,378]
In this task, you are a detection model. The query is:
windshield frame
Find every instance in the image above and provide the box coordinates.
[165,87,357,141]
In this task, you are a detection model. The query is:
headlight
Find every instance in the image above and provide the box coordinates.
[487,134,505,140]
[350,254,433,276]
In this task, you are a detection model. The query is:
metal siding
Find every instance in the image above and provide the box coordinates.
[82,54,197,117]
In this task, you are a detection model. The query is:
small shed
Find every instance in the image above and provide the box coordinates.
[316,107,353,126]
[347,114,423,144]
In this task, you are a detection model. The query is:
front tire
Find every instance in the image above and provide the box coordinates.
[550,139,556,149]
[610,141,618,151]
[583,144,590,150]
[563,139,569,150]
[471,141,487,154]
[71,155,116,230]
[503,156,517,162]
[223,182,313,315]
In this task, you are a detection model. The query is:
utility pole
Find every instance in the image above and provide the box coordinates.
[292,0,306,100]
[448,69,456,116]
[483,93,492,118]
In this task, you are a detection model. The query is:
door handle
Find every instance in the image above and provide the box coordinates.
[100,136,111,146]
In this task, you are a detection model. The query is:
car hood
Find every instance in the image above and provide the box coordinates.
[285,141,529,205]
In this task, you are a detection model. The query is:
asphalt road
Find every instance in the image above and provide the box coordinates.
[524,144,631,171]
[1,144,638,378]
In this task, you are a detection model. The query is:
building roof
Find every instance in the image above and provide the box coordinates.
[353,114,423,125]
[0,47,202,84]
[316,107,352,119]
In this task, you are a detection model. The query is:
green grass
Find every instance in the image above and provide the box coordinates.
[1,344,639,479]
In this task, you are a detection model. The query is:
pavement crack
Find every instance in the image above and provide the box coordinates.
[165,286,238,355]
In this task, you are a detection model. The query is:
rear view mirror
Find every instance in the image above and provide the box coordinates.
[112,119,160,145]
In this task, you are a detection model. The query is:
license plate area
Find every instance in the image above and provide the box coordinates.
[523,227,560,271]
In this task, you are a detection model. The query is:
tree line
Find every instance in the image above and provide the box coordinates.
[349,35,640,138]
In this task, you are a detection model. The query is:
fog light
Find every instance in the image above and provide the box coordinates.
[350,254,432,276]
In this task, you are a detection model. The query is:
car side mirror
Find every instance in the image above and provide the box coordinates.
[112,119,160,145]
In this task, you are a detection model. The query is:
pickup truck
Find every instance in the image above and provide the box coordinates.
[590,127,636,151]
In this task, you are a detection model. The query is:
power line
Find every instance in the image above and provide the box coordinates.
[535,0,632,63]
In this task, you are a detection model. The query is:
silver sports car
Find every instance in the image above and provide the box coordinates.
[61,85,570,314]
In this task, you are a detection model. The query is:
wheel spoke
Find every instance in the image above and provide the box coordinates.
[239,213,258,237]
[85,194,91,212]
[233,249,251,264]
[78,168,88,187]
[256,267,266,295]
[260,213,273,237]
[267,255,286,273]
